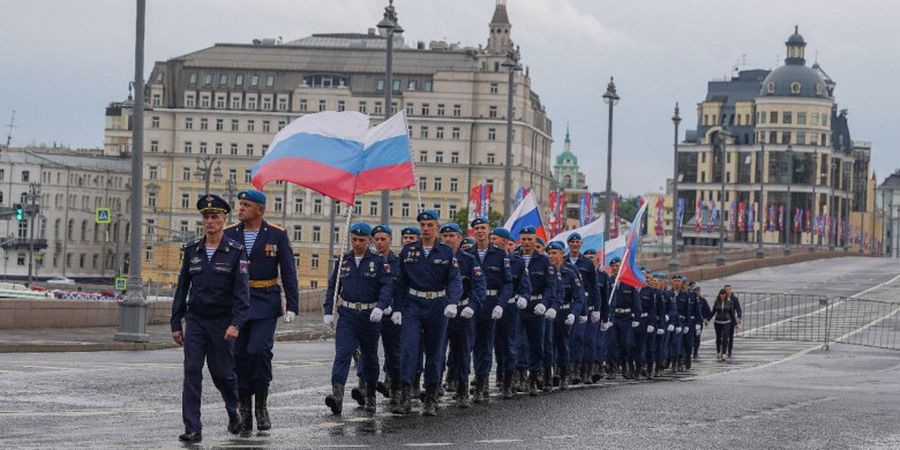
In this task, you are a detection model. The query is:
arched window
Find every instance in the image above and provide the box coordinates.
[81,220,88,241]
[67,219,74,240]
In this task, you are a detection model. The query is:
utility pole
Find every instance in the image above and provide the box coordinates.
[26,182,40,285]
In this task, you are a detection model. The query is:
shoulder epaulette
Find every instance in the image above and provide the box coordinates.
[225,223,240,230]
[267,222,284,231]
[183,238,201,250]
[226,238,244,250]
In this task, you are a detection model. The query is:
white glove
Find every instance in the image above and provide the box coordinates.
[533,304,547,316]
[647,325,655,334]
[578,315,588,324]
[444,304,458,319]
[656,328,665,335]
[383,306,393,316]
[323,314,334,330]
[601,322,612,331]
[491,305,504,320]
[590,311,601,323]
[391,311,402,326]
[564,314,575,326]
[665,315,670,322]
[695,324,701,332]
[667,324,675,332]
[283,311,296,323]
[369,307,384,323]
[631,321,640,328]
[696,328,701,336]
[675,326,683,333]
[516,296,528,310]
[461,306,475,319]
[682,327,689,334]
[545,308,557,320]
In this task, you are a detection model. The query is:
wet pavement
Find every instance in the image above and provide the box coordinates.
[1,257,899,449]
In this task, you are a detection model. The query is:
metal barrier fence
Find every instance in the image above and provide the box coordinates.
[731,292,900,351]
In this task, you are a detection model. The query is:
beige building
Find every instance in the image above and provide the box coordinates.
[104,1,554,288]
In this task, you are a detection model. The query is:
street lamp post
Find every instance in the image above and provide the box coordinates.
[716,127,730,267]
[829,158,836,252]
[602,78,619,241]
[26,182,40,285]
[785,145,793,255]
[668,103,681,273]
[882,189,888,256]
[116,0,149,342]
[756,142,765,258]
[377,0,402,223]
[809,146,817,252]
[223,177,237,222]
[501,50,522,220]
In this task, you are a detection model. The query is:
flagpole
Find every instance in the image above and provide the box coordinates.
[330,208,354,320]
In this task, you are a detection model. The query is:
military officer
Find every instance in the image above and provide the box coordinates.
[670,275,690,372]
[590,251,611,382]
[546,241,584,390]
[683,278,702,370]
[490,227,531,399]
[224,189,298,436]
[636,269,658,379]
[565,233,600,385]
[401,226,420,245]
[392,210,462,416]
[323,223,394,415]
[581,249,608,384]
[440,222,484,408]
[654,275,676,377]
[608,256,642,379]
[514,226,557,396]
[171,194,249,444]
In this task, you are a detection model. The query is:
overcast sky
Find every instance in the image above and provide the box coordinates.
[2,0,897,196]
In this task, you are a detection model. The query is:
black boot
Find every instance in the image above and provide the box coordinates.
[422,387,438,416]
[542,367,553,392]
[481,375,492,403]
[515,369,527,393]
[606,362,617,380]
[571,363,582,385]
[238,393,253,437]
[591,363,603,383]
[456,379,471,408]
[178,431,202,443]
[685,353,693,370]
[391,383,411,415]
[350,376,366,406]
[582,363,593,385]
[646,363,654,379]
[254,389,270,431]
[376,378,391,398]
[472,377,486,404]
[502,372,514,399]
[528,371,539,397]
[413,373,423,403]
[388,379,400,406]
[325,383,344,415]
[364,383,377,413]
[559,366,569,390]
[227,408,243,435]
[637,362,647,379]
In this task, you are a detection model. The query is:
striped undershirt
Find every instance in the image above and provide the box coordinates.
[243,231,259,254]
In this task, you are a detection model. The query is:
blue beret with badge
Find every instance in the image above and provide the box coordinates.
[237,189,266,205]
[491,227,512,241]
[519,226,537,235]
[583,249,597,256]
[197,194,231,215]
[417,210,439,222]
[461,237,475,247]
[535,237,545,245]
[610,256,622,265]
[440,223,462,235]
[470,216,488,227]
[401,226,420,236]
[371,224,393,236]
[546,241,565,251]
[567,232,583,242]
[350,223,372,236]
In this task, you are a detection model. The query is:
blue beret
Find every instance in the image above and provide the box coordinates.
[567,232,583,242]
[547,241,565,251]
[653,272,667,279]
[237,189,266,205]
[470,216,488,227]
[350,223,372,236]
[535,237,545,245]
[371,225,392,236]
[680,275,690,282]
[519,226,537,235]
[491,227,512,241]
[609,256,622,265]
[401,226,420,236]
[440,223,462,234]
[417,210,439,222]
[583,249,597,256]
[461,237,475,247]
[197,194,230,214]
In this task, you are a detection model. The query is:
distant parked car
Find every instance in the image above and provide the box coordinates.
[46,277,76,285]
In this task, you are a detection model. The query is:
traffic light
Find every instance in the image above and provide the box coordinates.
[13,203,23,221]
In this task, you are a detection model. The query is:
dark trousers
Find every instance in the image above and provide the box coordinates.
[235,317,278,394]
[655,329,669,364]
[182,314,239,434]
[580,320,598,364]
[494,303,520,376]
[518,309,546,371]
[331,308,381,386]
[399,298,448,389]
[634,319,650,365]
[669,327,684,358]
[610,318,635,364]
[356,317,402,382]
[553,314,573,367]
[693,325,704,355]
[473,312,497,378]
[715,322,734,355]
[446,316,473,383]
[571,319,586,363]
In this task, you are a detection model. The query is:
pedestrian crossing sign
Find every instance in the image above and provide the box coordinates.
[115,277,127,291]
[96,208,111,224]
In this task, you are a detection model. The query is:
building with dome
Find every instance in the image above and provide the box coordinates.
[677,27,872,251]
[551,126,592,231]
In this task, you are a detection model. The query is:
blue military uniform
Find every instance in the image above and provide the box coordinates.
[671,287,692,371]
[171,194,249,441]
[694,289,711,358]
[225,189,298,433]
[323,223,394,415]
[491,228,532,398]
[593,268,611,380]
[608,275,642,379]
[392,211,463,415]
[567,240,600,385]
[514,242,557,395]
[549,257,584,389]
[654,277,676,376]
[636,281,659,378]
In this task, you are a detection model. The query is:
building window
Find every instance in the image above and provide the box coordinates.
[797,132,807,145]
[435,151,444,163]
[311,254,319,269]
[278,98,288,111]
[489,105,498,118]
[151,116,160,128]
[262,97,272,110]
[200,95,210,108]
[433,177,442,191]
[148,166,158,179]
[488,128,497,140]
[337,100,345,112]
[406,103,414,115]
[312,226,321,242]
[199,118,208,130]
[487,153,496,164]
[184,141,192,153]
[420,126,429,139]
[231,119,239,132]
[490,83,499,94]
[294,198,304,213]
[189,72,197,85]
[782,132,791,145]
[449,178,459,192]
[278,120,286,131]
[185,118,193,130]
[453,104,461,116]
[769,111,778,124]
[451,151,459,163]
[782,112,792,124]
[314,198,322,214]
[369,201,378,216]
[262,144,268,155]
[215,142,223,154]
[182,167,191,181]
[376,79,384,91]
[150,140,158,152]
[419,151,427,163]
[769,131,777,144]
[293,225,302,241]
[418,177,427,191]
[215,96,225,109]
[374,102,383,115]
[421,104,430,116]
[437,104,445,116]
[229,143,238,155]
[274,196,283,212]
[244,170,252,183]
[424,81,433,92]
[266,75,274,87]
[354,200,362,215]
[401,202,410,218]
[199,142,207,154]
[181,193,190,209]
[811,112,819,126]
[358,101,367,113]
[247,96,257,109]
[247,120,255,132]
[318,99,326,112]
[185,95,195,108]
[246,144,254,156]
[435,127,444,139]
[451,127,460,140]
[407,79,418,90]
[230,97,241,109]
[152,94,161,106]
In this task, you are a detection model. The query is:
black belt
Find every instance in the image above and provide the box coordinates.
[459,298,470,307]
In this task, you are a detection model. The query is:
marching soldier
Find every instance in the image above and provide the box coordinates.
[440,222,484,408]
[491,227,531,399]
[465,217,512,404]
[323,223,394,415]
[171,194,249,444]
[582,249,608,383]
[565,234,600,385]
[401,226,420,245]
[392,210,462,416]
[545,241,583,390]
[636,269,658,379]
[608,257,642,379]
[654,275,676,377]
[671,276,689,372]
[514,226,557,396]
[224,190,299,436]
[693,285,711,359]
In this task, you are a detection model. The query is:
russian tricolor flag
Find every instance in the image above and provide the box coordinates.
[603,235,626,267]
[614,201,649,289]
[251,111,415,204]
[503,190,547,242]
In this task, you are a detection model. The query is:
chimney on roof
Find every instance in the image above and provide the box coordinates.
[368,27,376,37]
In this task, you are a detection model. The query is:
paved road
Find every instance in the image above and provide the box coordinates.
[1,257,899,449]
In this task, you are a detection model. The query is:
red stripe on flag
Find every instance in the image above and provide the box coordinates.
[251,157,357,204]
[355,162,416,195]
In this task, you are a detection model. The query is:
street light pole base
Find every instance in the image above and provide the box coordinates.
[114,286,149,343]
[784,247,792,256]
[756,248,765,259]
[716,255,726,266]
[667,260,679,274]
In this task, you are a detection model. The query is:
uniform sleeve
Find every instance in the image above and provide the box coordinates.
[393,248,408,312]
[542,262,557,309]
[376,255,394,310]
[231,248,250,330]
[470,261,486,311]
[586,263,601,311]
[700,297,712,321]
[631,287,642,318]
[499,256,513,305]
[516,262,532,300]
[278,231,300,314]
[171,246,191,332]
[667,295,677,324]
[446,253,463,306]
[551,269,563,310]
[598,272,609,322]
[324,257,341,315]
[571,272,585,317]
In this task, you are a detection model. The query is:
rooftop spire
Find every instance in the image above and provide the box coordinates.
[564,122,571,151]
[491,0,510,25]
